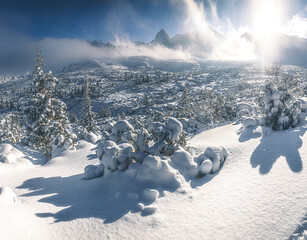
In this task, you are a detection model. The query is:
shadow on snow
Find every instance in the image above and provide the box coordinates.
[17,170,177,224]
[249,124,306,174]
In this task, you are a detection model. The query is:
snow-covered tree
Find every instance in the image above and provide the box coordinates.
[263,81,302,130]
[26,50,74,158]
[0,113,23,144]
[81,74,96,132]
[262,65,302,130]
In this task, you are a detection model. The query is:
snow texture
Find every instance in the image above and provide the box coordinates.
[0,187,17,204]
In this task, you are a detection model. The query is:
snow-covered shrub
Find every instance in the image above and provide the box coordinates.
[259,64,304,131]
[88,116,228,182]
[194,146,228,174]
[176,88,237,127]
[91,117,187,177]
[237,102,254,120]
[262,81,302,130]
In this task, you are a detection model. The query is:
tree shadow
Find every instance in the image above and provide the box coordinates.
[17,170,177,224]
[250,125,306,174]
[289,213,307,240]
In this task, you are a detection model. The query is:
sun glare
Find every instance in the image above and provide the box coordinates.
[252,0,284,37]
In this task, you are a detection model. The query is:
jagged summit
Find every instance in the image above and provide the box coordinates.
[151,29,173,48]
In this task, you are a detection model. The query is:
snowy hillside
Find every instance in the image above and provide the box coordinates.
[1,51,307,240]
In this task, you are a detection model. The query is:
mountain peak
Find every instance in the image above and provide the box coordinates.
[151,29,173,47]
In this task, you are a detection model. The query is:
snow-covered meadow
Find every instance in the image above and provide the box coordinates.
[1,56,307,240]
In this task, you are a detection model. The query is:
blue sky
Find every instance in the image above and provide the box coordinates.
[1,0,306,42]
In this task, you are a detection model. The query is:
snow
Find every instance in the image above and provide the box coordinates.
[170,147,198,178]
[0,187,17,203]
[142,189,159,203]
[1,60,307,239]
[166,117,183,142]
[242,117,258,129]
[135,155,182,189]
[199,159,213,175]
[237,102,253,113]
[83,164,104,180]
[1,122,307,239]
[0,143,32,166]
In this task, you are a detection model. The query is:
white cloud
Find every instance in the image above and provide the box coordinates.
[283,14,307,38]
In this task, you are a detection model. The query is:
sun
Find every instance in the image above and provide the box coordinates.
[252,0,284,37]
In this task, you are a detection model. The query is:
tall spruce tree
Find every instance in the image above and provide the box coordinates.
[27,50,73,158]
[81,74,96,131]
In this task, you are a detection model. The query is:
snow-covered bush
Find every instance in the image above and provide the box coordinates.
[237,102,255,120]
[262,79,302,131]
[194,146,228,174]
[256,64,304,131]
[86,117,228,182]
[175,88,237,127]
[95,118,185,173]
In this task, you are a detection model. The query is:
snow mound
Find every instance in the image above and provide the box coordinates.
[0,143,32,165]
[170,147,198,178]
[199,159,213,175]
[141,205,159,216]
[0,187,17,203]
[142,188,159,203]
[195,146,228,174]
[242,117,257,129]
[83,164,104,180]
[136,155,182,189]
[85,132,99,144]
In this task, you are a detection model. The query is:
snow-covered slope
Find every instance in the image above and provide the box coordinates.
[1,119,307,239]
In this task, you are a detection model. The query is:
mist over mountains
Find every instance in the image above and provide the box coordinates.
[0,26,306,77]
